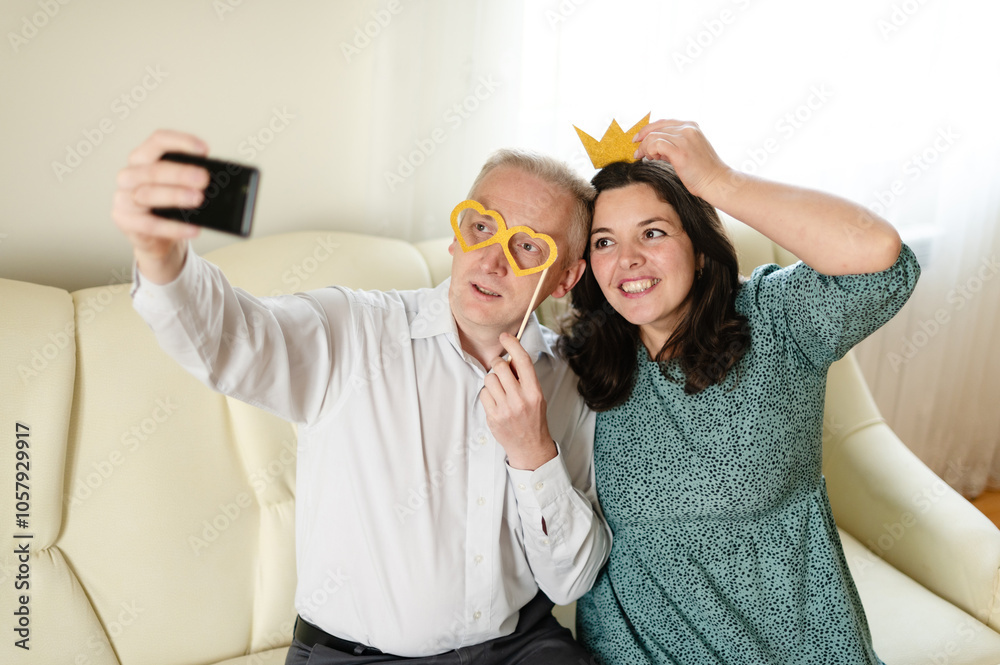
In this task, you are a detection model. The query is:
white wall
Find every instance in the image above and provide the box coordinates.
[0,0,519,291]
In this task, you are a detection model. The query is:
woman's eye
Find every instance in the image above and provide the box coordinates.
[592,237,612,249]
[644,229,666,239]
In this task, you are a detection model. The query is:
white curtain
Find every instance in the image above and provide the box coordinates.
[511,0,1000,497]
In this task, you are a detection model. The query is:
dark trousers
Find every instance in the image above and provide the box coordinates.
[284,592,598,665]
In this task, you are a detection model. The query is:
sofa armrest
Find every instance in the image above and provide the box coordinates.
[823,354,1000,631]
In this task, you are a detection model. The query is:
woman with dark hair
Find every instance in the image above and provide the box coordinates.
[562,120,920,664]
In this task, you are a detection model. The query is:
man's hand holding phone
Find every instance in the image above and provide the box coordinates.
[112,129,259,285]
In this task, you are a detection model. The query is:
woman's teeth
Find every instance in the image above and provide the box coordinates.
[621,279,660,294]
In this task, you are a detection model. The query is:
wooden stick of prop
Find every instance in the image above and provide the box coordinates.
[515,266,549,341]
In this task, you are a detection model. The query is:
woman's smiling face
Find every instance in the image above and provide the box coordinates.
[589,182,702,354]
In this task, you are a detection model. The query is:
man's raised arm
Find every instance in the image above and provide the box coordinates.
[112,130,346,424]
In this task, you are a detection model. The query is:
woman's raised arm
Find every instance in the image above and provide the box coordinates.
[633,119,902,276]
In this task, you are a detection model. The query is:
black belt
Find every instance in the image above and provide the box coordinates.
[294,615,389,657]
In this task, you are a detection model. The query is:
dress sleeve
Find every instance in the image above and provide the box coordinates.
[736,243,920,372]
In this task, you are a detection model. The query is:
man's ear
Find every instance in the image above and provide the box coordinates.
[448,237,457,257]
[548,258,586,299]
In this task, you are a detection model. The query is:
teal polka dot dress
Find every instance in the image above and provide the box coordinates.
[576,245,920,665]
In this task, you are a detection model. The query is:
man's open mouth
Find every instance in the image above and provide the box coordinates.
[474,284,500,297]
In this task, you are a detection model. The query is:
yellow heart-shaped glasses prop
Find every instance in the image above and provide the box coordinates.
[450,199,558,277]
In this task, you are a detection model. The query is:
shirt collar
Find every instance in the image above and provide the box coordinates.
[409,278,557,362]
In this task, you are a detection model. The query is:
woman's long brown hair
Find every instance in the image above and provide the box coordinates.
[559,160,750,411]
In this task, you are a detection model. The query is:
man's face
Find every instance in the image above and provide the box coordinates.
[448,166,580,337]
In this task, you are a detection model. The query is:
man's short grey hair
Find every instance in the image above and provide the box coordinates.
[467,148,595,267]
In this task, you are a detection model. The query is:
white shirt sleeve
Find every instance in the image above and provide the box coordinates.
[505,436,611,606]
[130,244,353,424]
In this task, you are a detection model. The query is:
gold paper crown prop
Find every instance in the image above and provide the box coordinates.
[574,113,651,169]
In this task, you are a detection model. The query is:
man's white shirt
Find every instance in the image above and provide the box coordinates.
[131,247,610,657]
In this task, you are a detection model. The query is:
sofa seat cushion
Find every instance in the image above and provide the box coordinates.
[843,530,1000,664]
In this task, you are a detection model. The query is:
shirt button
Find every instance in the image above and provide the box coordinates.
[474,554,483,564]
[542,538,550,546]
[535,482,544,491]
[477,496,486,506]
[517,483,526,491]
[473,611,482,621]
[476,434,488,445]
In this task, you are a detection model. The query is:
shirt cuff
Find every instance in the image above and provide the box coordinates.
[130,242,198,315]
[506,442,575,512]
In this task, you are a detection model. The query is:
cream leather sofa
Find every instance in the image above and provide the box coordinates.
[3,221,1000,665]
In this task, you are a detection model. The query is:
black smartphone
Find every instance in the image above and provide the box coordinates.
[152,152,260,237]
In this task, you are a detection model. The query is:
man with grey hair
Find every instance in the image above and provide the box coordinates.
[113,130,607,664]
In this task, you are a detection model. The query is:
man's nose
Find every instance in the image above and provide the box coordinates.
[479,242,509,274]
